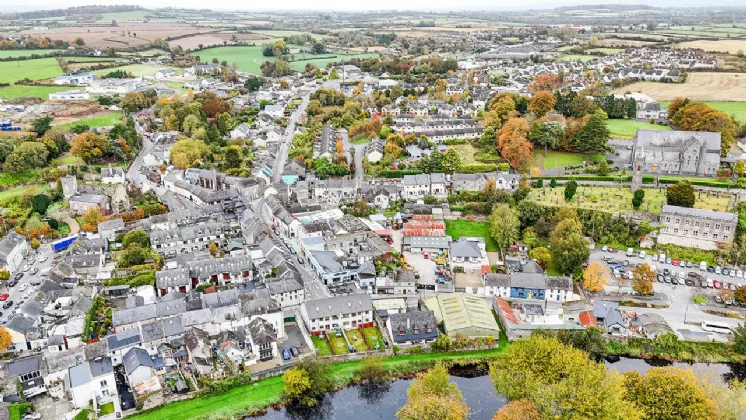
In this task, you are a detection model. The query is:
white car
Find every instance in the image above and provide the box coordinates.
[22,264,30,272]
[19,284,28,292]
[38,256,47,263]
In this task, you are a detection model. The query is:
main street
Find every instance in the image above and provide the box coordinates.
[272,93,311,183]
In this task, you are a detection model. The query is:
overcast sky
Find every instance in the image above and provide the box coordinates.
[8,0,745,12]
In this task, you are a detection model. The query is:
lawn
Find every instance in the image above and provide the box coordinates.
[0,58,63,83]
[328,332,348,355]
[346,329,369,352]
[527,186,731,215]
[445,220,499,252]
[662,101,746,124]
[531,150,604,170]
[586,48,624,55]
[99,401,115,416]
[560,54,598,62]
[91,64,165,77]
[311,335,332,356]
[0,85,72,99]
[447,143,479,165]
[363,326,385,351]
[606,119,672,139]
[60,112,123,129]
[56,154,84,165]
[0,49,63,58]
[0,184,49,201]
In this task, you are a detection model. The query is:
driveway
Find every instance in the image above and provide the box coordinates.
[278,323,311,355]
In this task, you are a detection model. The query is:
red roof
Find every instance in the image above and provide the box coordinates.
[481,266,491,275]
[494,297,517,324]
[579,311,598,328]
[203,285,217,294]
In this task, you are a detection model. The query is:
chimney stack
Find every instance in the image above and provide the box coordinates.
[406,318,410,330]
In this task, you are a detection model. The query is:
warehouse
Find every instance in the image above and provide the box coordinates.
[423,293,501,339]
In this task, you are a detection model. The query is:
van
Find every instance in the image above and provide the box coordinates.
[700,261,707,271]
[707,278,714,288]
[659,253,666,263]
[639,251,646,259]
[626,248,635,257]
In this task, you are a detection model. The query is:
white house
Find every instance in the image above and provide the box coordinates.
[300,294,374,335]
[101,164,126,184]
[54,72,95,86]
[68,357,118,410]
[266,278,305,309]
[154,68,177,79]
[0,232,29,274]
[449,238,487,273]
[49,89,90,101]
[262,104,285,118]
[122,347,154,386]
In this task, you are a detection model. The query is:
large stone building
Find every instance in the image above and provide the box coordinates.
[657,205,737,250]
[608,130,721,177]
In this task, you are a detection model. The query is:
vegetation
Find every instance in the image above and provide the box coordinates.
[445,220,499,252]
[397,363,469,420]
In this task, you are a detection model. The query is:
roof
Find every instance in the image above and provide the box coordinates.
[639,313,673,335]
[579,311,599,328]
[6,355,42,376]
[69,362,91,388]
[450,240,482,258]
[389,310,439,343]
[266,278,303,295]
[141,320,165,342]
[69,193,107,204]
[546,276,572,291]
[202,289,239,309]
[106,328,142,351]
[0,232,26,260]
[661,205,736,223]
[635,129,720,151]
[248,317,277,345]
[113,304,156,327]
[510,272,547,290]
[123,347,154,375]
[424,294,500,334]
[403,235,452,249]
[89,356,113,378]
[483,273,510,287]
[494,297,517,325]
[303,294,373,320]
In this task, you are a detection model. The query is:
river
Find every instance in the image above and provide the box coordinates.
[253,358,745,420]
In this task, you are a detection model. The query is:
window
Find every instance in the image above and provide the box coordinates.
[713,234,718,239]
[684,230,688,235]
[413,328,419,335]
[665,217,671,223]
[399,329,405,336]
[705,223,710,228]
[726,226,731,232]
[100,380,108,387]
[703,232,708,238]
[673,228,679,234]
[715,224,721,230]
[695,221,700,227]
[426,327,432,333]
[685,220,690,226]
[693,231,699,237]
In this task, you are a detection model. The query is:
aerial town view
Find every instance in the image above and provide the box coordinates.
[1,0,746,419]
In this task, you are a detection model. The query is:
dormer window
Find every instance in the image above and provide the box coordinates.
[413,328,419,335]
[426,327,432,333]
[399,329,405,336]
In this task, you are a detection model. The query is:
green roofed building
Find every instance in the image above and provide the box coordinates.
[423,293,501,339]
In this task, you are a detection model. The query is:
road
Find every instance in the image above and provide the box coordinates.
[340,129,366,189]
[272,94,311,183]
[126,120,153,188]
[1,244,56,324]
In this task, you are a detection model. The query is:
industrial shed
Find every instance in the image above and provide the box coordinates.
[423,293,501,339]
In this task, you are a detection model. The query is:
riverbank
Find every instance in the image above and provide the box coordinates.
[606,335,745,364]
[128,347,508,420]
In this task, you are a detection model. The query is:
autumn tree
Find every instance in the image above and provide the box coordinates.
[499,118,532,170]
[632,263,655,295]
[529,74,562,93]
[80,207,104,233]
[397,363,470,420]
[0,327,11,353]
[489,204,520,260]
[336,138,344,156]
[283,367,312,405]
[442,148,461,173]
[734,285,746,304]
[30,238,40,250]
[528,91,557,117]
[493,400,541,420]
[529,247,550,267]
[170,139,210,169]
[667,180,695,208]
[490,335,639,420]
[672,101,737,154]
[120,92,147,113]
[623,367,715,420]
[384,141,402,157]
[71,132,109,163]
[735,160,745,177]
[583,261,609,292]
[489,94,516,123]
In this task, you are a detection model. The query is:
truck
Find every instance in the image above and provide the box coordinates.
[52,234,85,252]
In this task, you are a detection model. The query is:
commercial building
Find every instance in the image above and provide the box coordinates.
[423,293,501,339]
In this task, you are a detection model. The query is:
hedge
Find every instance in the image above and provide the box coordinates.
[536,175,633,182]
[385,170,423,178]
[657,177,733,188]
[457,163,500,174]
[444,138,468,145]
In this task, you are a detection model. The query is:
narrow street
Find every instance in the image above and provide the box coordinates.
[272,93,310,183]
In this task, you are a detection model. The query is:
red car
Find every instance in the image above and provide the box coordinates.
[608,247,616,253]
[0,294,8,301]
[672,259,679,266]
[713,280,721,289]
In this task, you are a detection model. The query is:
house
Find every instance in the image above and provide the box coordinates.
[266,278,305,309]
[155,256,252,296]
[510,272,546,300]
[6,355,46,398]
[402,173,447,199]
[545,276,573,302]
[154,68,177,79]
[122,347,154,386]
[68,357,118,410]
[97,218,124,240]
[593,301,627,335]
[449,239,486,273]
[375,268,417,295]
[638,313,674,338]
[423,293,501,339]
[0,232,29,274]
[54,72,96,85]
[451,172,519,193]
[247,317,278,361]
[386,309,439,346]
[402,235,452,254]
[49,89,90,100]
[101,164,126,184]
[313,124,339,159]
[263,104,285,118]
[482,272,510,298]
[366,139,385,163]
[69,193,111,216]
[657,205,736,250]
[230,123,252,140]
[300,294,374,335]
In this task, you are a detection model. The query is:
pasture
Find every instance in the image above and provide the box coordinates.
[531,150,604,170]
[560,55,598,62]
[91,64,165,77]
[250,30,329,40]
[606,119,672,140]
[673,40,746,55]
[0,85,71,99]
[612,72,746,102]
[586,48,624,55]
[0,49,63,58]
[0,58,62,83]
[59,112,123,129]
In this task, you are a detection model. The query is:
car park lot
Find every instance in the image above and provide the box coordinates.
[0,244,56,324]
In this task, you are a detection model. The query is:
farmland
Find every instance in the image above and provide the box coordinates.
[169,35,236,50]
[673,40,746,55]
[586,48,624,55]
[16,23,216,48]
[250,30,329,40]
[559,55,598,62]
[0,49,63,58]
[0,58,62,83]
[659,101,746,124]
[606,119,672,140]
[0,85,71,99]
[91,64,166,77]
[612,72,746,102]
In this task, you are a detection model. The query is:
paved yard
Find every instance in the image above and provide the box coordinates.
[278,323,311,355]
[33,394,71,420]
[404,251,436,284]
[454,271,483,289]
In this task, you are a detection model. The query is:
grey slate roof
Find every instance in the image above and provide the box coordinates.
[141,320,165,342]
[303,294,372,320]
[266,278,303,295]
[181,308,212,327]
[98,218,124,232]
[156,268,190,289]
[202,289,239,309]
[156,298,186,317]
[390,310,439,343]
[546,276,572,291]
[510,272,547,290]
[248,317,277,346]
[450,240,482,258]
[123,347,154,375]
[69,362,91,388]
[106,328,142,351]
[636,129,720,151]
[6,355,42,376]
[113,305,156,327]
[89,356,113,378]
[162,316,185,337]
[483,273,510,287]
[661,205,737,222]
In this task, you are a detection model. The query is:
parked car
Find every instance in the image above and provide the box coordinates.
[700,279,708,288]
[297,257,304,264]
[722,268,730,276]
[715,295,723,304]
[652,254,659,262]
[2,301,13,309]
[626,248,636,257]
[663,269,670,276]
[738,270,744,279]
[666,258,672,264]
[8,279,17,287]
[13,273,23,281]
[290,347,299,357]
[714,280,721,289]
[715,266,722,274]
[22,264,30,272]
[700,261,708,271]
[639,251,647,259]
[282,349,291,360]
[672,259,679,266]
[38,256,47,263]
[19,284,28,292]
[289,247,296,254]
[678,277,685,285]
[664,276,671,283]
[707,278,714,288]
[608,247,616,253]
[30,268,38,275]
[657,274,663,282]
[686,261,692,268]
[0,294,8,301]
[601,245,608,252]
[707,266,715,273]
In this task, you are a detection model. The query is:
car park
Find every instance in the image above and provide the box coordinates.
[714,280,721,289]
[14,273,23,281]
[672,259,679,266]
[700,261,707,271]
[715,266,722,274]
[22,264,30,272]
[652,254,659,262]
[601,245,608,252]
[666,258,672,264]
[722,268,729,276]
[290,347,299,357]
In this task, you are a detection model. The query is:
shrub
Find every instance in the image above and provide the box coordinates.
[457,163,500,174]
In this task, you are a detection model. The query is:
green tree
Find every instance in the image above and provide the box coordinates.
[225,147,241,169]
[490,335,639,420]
[632,189,645,210]
[550,218,589,275]
[329,68,340,80]
[475,126,498,153]
[564,180,577,201]
[0,268,9,281]
[550,179,557,188]
[283,367,312,405]
[735,160,745,177]
[31,116,54,136]
[442,148,461,173]
[244,76,261,92]
[596,160,610,176]
[667,181,695,208]
[494,400,541,420]
[528,121,562,156]
[117,244,150,268]
[120,92,148,113]
[489,204,520,259]
[397,363,470,420]
[572,114,609,156]
[30,238,40,250]
[733,323,746,355]
[529,247,550,267]
[623,367,715,420]
[3,141,49,173]
[217,112,234,135]
[122,229,150,249]
[31,194,51,214]
[205,124,223,145]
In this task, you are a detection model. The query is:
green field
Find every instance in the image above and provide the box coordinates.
[0,184,49,200]
[661,101,746,124]
[586,48,624,55]
[445,220,499,252]
[528,186,730,215]
[56,155,84,165]
[120,48,168,57]
[531,150,605,170]
[606,119,672,139]
[64,56,121,62]
[0,85,71,99]
[91,64,165,77]
[0,58,62,83]
[96,10,155,22]
[251,30,329,40]
[288,52,378,72]
[60,112,123,129]
[363,327,385,350]
[560,55,598,62]
[0,49,63,58]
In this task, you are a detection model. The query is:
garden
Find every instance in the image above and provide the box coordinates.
[363,326,385,350]
[445,220,499,252]
[327,331,349,355]
[346,329,369,352]
[311,335,332,356]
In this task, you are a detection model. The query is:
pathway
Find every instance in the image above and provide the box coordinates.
[63,215,80,234]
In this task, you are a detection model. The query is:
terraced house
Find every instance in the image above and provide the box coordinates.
[149,221,238,257]
[155,255,253,296]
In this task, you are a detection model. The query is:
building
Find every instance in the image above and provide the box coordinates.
[402,173,447,199]
[247,317,278,361]
[0,232,29,274]
[402,235,452,254]
[49,89,90,100]
[657,205,737,250]
[451,172,519,193]
[97,218,125,240]
[510,272,547,300]
[6,355,46,398]
[154,68,177,79]
[300,294,374,335]
[101,164,126,184]
[122,347,154,386]
[54,72,96,85]
[423,293,501,339]
[623,130,721,176]
[449,238,486,273]
[366,139,385,163]
[68,357,118,410]
[482,272,511,298]
[266,278,305,309]
[593,301,627,335]
[155,256,252,296]
[386,309,439,346]
[69,193,110,216]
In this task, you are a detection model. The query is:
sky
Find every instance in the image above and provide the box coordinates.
[7,0,746,12]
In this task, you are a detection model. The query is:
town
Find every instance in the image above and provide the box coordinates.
[0,3,746,420]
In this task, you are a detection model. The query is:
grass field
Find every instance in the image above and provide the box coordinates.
[120,48,168,57]
[91,64,165,77]
[560,55,598,62]
[531,150,605,170]
[528,186,731,215]
[0,49,63,58]
[0,58,62,83]
[60,112,122,129]
[447,143,479,165]
[311,335,332,356]
[586,48,624,55]
[64,57,121,62]
[606,119,672,139]
[445,220,499,252]
[0,184,49,200]
[287,52,378,72]
[0,85,71,99]
[346,329,369,352]
[250,30,329,40]
[363,327,385,350]
[56,155,83,165]
[613,72,746,102]
[96,10,155,22]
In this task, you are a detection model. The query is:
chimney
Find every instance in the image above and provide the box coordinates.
[406,318,410,330]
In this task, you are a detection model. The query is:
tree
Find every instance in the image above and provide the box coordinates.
[31,194,51,214]
[550,219,589,275]
[623,367,715,420]
[489,204,520,259]
[171,139,209,169]
[282,366,312,404]
[0,269,8,281]
[0,327,11,354]
[493,400,541,420]
[490,335,639,420]
[209,242,220,257]
[122,229,150,249]
[397,363,469,420]
[734,285,746,304]
[120,92,148,113]
[529,247,550,267]
[632,263,655,295]
[71,132,109,163]
[244,76,261,92]
[632,189,645,210]
[734,323,746,354]
[384,141,402,157]
[597,160,610,176]
[589,35,599,46]
[673,102,737,154]
[31,116,54,136]
[528,91,556,117]
[217,112,233,135]
[573,114,609,156]
[583,261,609,292]
[272,39,287,57]
[564,180,577,201]
[528,121,562,156]
[736,160,745,177]
[81,207,104,228]
[205,124,222,145]
[225,147,241,169]
[74,37,85,46]
[4,141,49,173]
[329,68,340,80]
[667,181,695,208]
[442,148,461,173]
[118,244,150,267]
[30,238,40,250]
